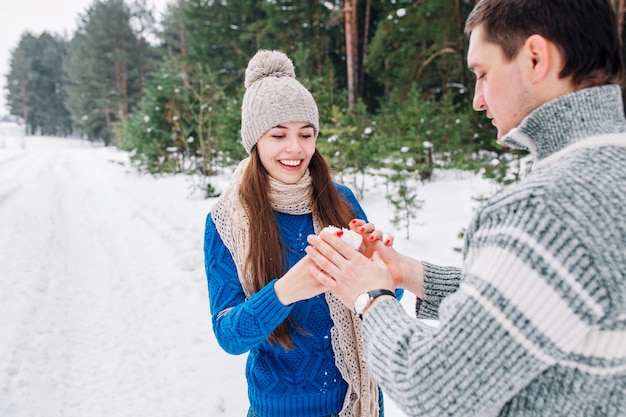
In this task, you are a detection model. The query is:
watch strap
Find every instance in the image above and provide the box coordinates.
[358,289,396,319]
[368,289,395,300]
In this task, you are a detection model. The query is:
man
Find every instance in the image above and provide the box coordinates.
[305,0,626,415]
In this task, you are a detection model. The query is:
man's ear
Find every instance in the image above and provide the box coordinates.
[524,34,561,83]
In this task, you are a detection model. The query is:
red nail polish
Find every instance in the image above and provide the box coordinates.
[350,219,358,225]
[336,230,344,237]
[384,239,391,246]
[368,235,375,241]
[359,227,366,233]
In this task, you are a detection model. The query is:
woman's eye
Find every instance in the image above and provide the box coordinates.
[271,134,285,139]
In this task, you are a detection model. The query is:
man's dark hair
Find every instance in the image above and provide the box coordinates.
[465,0,625,87]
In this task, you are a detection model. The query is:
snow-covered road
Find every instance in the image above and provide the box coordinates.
[0,128,248,416]
[0,123,494,417]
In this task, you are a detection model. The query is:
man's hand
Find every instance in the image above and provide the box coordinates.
[305,231,395,309]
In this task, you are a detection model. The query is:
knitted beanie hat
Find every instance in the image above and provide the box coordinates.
[241,49,319,154]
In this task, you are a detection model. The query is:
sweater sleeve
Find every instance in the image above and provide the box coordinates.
[360,197,608,416]
[415,262,461,319]
[204,213,293,355]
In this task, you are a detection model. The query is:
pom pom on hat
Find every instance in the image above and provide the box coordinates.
[244,50,295,88]
[241,49,319,154]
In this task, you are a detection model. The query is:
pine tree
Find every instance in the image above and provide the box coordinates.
[5,32,72,135]
[367,0,472,99]
[5,33,37,132]
[181,0,264,82]
[64,0,157,144]
[385,172,423,239]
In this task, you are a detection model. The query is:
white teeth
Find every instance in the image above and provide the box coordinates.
[280,160,301,167]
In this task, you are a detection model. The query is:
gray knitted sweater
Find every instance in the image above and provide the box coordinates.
[362,85,626,416]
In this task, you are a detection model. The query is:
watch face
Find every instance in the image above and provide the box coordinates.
[354,292,370,315]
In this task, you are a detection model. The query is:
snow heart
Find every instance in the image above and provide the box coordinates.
[321,226,362,250]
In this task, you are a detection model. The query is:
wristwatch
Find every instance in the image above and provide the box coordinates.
[353,289,396,319]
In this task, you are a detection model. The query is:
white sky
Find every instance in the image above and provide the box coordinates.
[0,0,171,116]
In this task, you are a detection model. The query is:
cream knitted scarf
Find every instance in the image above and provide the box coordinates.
[211,158,379,417]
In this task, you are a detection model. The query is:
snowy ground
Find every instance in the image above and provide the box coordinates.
[0,122,495,417]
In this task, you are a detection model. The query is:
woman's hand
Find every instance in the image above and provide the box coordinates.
[348,219,393,258]
[274,255,327,305]
[346,219,425,297]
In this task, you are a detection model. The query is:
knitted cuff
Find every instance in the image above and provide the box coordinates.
[417,262,462,319]
[250,279,293,325]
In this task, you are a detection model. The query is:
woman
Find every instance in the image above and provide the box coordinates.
[204,49,384,417]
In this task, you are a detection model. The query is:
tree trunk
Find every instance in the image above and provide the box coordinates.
[20,84,29,135]
[115,61,129,120]
[344,0,359,109]
[178,8,188,74]
[359,0,370,101]
[455,0,468,89]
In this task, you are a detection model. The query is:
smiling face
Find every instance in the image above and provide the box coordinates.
[467,25,535,142]
[256,121,317,184]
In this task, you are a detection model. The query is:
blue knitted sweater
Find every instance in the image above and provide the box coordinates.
[362,85,626,416]
[204,184,366,417]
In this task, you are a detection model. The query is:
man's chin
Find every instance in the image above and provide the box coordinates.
[495,126,515,147]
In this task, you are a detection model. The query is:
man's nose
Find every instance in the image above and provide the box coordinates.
[472,87,486,112]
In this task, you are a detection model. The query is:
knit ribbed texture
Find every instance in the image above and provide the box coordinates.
[416,262,461,319]
[205,183,379,417]
[241,50,319,154]
[362,85,626,416]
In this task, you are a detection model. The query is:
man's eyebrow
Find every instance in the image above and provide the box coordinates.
[467,60,479,72]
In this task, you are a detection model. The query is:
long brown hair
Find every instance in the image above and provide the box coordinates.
[239,148,356,349]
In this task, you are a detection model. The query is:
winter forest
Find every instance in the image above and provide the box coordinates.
[3,1,626,416]
[3,0,626,203]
